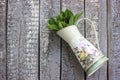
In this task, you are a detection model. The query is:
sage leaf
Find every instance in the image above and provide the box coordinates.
[74,12,83,24]
[48,17,57,25]
[68,15,74,26]
[48,24,59,30]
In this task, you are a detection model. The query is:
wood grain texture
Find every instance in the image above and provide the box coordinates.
[61,0,85,80]
[7,0,39,80]
[109,0,120,80]
[85,0,108,80]
[107,0,112,80]
[40,0,60,80]
[0,0,6,80]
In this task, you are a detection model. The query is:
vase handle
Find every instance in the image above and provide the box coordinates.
[75,18,100,51]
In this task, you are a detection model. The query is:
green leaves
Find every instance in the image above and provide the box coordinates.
[48,17,56,24]
[68,15,74,26]
[47,9,83,31]
[48,24,59,30]
[74,12,83,24]
[58,21,67,29]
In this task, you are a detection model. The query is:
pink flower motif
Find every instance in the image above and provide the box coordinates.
[85,48,100,56]
[79,43,85,48]
[78,41,100,56]
[85,49,95,54]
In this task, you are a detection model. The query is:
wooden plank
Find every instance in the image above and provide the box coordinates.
[0,0,6,80]
[40,0,60,80]
[61,0,85,80]
[108,0,120,80]
[85,0,107,79]
[7,0,39,80]
[107,0,112,80]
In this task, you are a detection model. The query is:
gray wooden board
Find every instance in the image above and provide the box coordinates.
[107,0,112,80]
[85,0,108,80]
[0,0,6,80]
[7,0,39,80]
[40,0,61,80]
[109,0,120,80]
[61,0,85,80]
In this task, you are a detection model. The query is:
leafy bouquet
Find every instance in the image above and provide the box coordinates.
[48,9,83,31]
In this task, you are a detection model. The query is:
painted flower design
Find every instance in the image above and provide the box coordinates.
[71,38,104,70]
[78,48,88,61]
[79,41,100,56]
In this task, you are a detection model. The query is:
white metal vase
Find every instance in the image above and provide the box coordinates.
[57,18,108,77]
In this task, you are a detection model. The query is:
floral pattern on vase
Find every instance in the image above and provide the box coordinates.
[70,37,103,70]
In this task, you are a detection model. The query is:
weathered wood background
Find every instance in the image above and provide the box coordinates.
[0,0,119,80]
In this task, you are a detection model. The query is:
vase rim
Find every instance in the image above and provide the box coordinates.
[57,25,77,34]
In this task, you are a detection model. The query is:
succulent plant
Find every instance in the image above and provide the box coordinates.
[47,9,83,31]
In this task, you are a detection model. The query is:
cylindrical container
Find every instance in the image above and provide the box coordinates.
[57,24,108,77]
